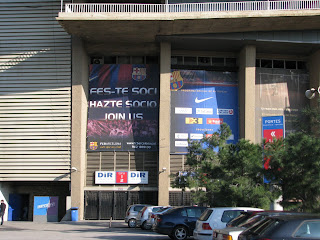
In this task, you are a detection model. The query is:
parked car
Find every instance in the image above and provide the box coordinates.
[145,206,172,230]
[213,211,305,240]
[136,205,167,230]
[125,204,151,228]
[238,214,320,240]
[193,207,263,240]
[153,206,207,240]
[226,211,263,228]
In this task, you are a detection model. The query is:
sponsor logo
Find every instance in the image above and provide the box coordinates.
[175,107,192,114]
[217,108,234,115]
[190,134,203,140]
[185,117,203,124]
[132,67,146,81]
[175,141,188,147]
[196,108,213,115]
[89,142,98,150]
[207,118,223,125]
[170,71,184,90]
[195,97,214,103]
[175,133,188,139]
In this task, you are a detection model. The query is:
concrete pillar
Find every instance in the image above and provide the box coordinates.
[308,50,320,109]
[158,42,171,206]
[239,45,256,142]
[71,36,88,220]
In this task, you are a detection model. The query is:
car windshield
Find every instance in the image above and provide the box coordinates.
[239,215,264,228]
[245,218,282,236]
[227,213,250,227]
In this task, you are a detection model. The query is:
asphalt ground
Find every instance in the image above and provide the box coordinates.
[0,220,179,240]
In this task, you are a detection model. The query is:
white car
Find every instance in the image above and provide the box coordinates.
[193,207,263,240]
[136,205,167,230]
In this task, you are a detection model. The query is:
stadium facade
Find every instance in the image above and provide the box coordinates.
[1,0,320,221]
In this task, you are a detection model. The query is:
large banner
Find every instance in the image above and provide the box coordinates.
[87,64,159,151]
[170,70,238,153]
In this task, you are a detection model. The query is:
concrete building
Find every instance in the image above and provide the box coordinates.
[1,0,320,221]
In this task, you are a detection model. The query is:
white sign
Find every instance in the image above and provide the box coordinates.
[95,171,148,184]
[95,171,116,184]
[128,171,148,184]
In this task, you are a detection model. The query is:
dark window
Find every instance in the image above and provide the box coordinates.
[184,56,197,65]
[256,59,260,68]
[146,56,159,64]
[212,57,225,67]
[221,210,243,223]
[297,61,307,70]
[198,57,211,66]
[226,58,237,67]
[199,209,213,221]
[171,56,183,65]
[273,60,285,69]
[285,60,297,69]
[133,206,145,212]
[261,59,272,68]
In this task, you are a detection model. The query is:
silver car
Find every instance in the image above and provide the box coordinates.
[136,205,169,230]
[125,204,151,228]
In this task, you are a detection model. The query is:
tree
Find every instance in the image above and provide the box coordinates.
[264,133,320,212]
[171,123,276,209]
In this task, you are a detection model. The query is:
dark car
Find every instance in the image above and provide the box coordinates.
[226,211,263,227]
[153,206,207,240]
[238,214,320,240]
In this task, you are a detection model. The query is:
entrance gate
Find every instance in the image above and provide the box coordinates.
[84,191,158,220]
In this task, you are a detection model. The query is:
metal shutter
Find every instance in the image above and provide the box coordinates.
[0,0,71,181]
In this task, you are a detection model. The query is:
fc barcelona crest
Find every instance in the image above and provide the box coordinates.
[170,71,184,90]
[132,67,146,81]
[89,142,98,150]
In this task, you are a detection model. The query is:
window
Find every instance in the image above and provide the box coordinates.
[199,209,213,221]
[294,221,320,238]
[133,206,145,212]
[221,210,243,223]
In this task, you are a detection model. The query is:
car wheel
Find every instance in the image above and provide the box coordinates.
[172,226,188,240]
[128,218,136,228]
[142,221,152,230]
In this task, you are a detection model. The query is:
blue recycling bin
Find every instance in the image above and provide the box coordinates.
[71,207,78,221]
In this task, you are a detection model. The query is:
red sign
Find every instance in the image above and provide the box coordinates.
[116,172,128,184]
[263,129,283,143]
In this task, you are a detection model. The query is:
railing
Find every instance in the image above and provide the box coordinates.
[62,0,320,13]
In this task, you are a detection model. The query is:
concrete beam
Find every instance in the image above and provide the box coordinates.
[239,45,256,142]
[158,42,171,206]
[71,37,89,220]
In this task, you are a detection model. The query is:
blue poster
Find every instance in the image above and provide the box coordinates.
[170,70,238,153]
[87,64,159,151]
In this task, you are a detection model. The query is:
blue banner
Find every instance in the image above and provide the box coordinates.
[87,64,159,151]
[170,70,238,153]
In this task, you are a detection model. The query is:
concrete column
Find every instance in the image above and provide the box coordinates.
[239,45,256,142]
[308,50,320,109]
[158,42,171,206]
[71,36,88,220]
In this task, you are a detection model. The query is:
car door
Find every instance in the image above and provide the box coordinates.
[185,207,204,233]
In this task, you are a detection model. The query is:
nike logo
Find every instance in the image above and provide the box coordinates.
[195,97,213,103]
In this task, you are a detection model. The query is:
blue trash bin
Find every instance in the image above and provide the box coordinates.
[71,207,78,221]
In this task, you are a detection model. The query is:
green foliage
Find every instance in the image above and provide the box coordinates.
[171,123,276,209]
[264,133,320,212]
